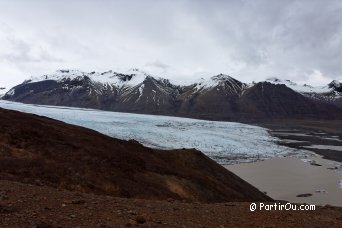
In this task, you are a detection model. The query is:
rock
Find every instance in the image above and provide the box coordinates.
[0,205,16,214]
[71,199,86,205]
[126,219,137,226]
[135,215,146,224]
[310,163,322,167]
[34,179,44,186]
[0,195,9,200]
[224,203,235,207]
[0,191,9,200]
[296,193,313,197]
[127,210,136,215]
[315,189,327,193]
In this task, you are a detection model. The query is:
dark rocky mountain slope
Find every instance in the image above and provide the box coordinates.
[238,82,341,120]
[266,77,342,109]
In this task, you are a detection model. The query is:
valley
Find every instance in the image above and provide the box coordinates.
[1,100,342,208]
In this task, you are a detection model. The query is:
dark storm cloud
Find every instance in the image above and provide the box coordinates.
[0,0,341,89]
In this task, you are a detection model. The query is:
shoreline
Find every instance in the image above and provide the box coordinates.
[225,155,342,207]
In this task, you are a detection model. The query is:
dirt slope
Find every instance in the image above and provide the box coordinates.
[1,180,341,227]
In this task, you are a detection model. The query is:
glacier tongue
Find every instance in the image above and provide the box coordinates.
[0,100,307,164]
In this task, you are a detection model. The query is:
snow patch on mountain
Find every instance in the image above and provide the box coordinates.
[6,88,15,96]
[136,84,145,102]
[266,77,332,93]
[27,68,151,88]
[328,80,342,91]
[28,69,85,83]
[192,74,248,94]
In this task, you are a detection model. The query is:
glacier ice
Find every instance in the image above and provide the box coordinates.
[0,100,307,164]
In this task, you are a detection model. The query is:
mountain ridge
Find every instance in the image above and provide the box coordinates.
[3,69,342,121]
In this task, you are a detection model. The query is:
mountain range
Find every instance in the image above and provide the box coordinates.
[2,69,342,121]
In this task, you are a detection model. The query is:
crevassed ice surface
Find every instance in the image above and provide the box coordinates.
[0,100,306,164]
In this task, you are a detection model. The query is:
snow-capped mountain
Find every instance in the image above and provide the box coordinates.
[266,77,342,108]
[4,69,171,111]
[328,80,342,92]
[265,77,331,93]
[26,68,150,94]
[188,74,249,94]
[2,70,342,121]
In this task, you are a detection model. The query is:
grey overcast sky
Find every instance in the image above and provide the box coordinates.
[0,0,342,89]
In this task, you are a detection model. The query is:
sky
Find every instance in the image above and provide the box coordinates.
[0,0,342,90]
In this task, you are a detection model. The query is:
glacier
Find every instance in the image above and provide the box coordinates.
[0,100,308,164]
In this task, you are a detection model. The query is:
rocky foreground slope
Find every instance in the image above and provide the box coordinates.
[0,107,270,203]
[3,69,342,121]
[1,180,341,227]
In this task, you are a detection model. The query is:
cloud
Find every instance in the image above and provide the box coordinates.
[0,37,63,63]
[0,0,341,89]
[145,60,170,70]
